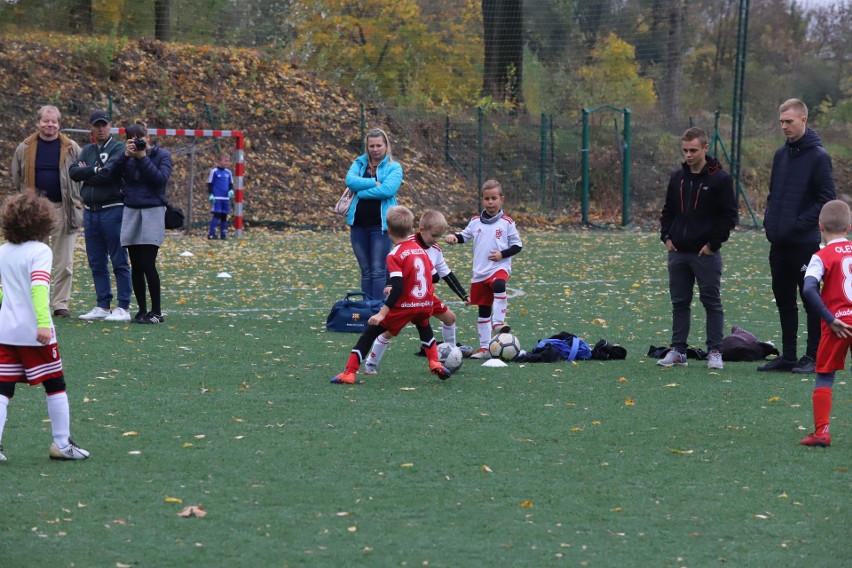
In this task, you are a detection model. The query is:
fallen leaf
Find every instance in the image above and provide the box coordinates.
[520,500,533,508]
[177,505,207,518]
[400,463,414,468]
[122,431,137,437]
[670,448,694,455]
[481,465,493,473]
[624,398,635,406]
[165,496,183,504]
[618,377,628,383]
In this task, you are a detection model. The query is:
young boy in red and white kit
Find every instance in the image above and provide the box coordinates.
[800,199,852,447]
[363,209,471,374]
[445,179,523,358]
[331,206,451,384]
[0,192,90,462]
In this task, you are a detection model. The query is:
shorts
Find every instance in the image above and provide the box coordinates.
[815,320,852,373]
[469,270,509,306]
[380,309,432,336]
[431,296,449,317]
[0,343,63,385]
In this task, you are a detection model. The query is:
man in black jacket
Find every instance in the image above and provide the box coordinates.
[760,98,836,373]
[69,110,132,322]
[658,127,737,370]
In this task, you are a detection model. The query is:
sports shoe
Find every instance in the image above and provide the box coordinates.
[363,363,378,375]
[657,349,687,367]
[105,307,131,322]
[330,372,356,384]
[792,355,816,374]
[800,431,831,447]
[0,445,6,462]
[137,312,165,324]
[49,439,90,460]
[707,350,724,370]
[458,344,474,358]
[79,307,109,321]
[470,348,492,360]
[53,309,70,318]
[492,324,511,335]
[757,357,797,372]
[429,361,452,380]
[207,234,217,240]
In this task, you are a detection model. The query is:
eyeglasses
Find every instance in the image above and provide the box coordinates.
[681,147,703,154]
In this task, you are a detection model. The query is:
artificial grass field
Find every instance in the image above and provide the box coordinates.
[1,229,849,567]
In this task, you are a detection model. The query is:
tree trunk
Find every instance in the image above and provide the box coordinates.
[69,0,93,34]
[155,0,171,41]
[657,0,684,127]
[482,0,524,106]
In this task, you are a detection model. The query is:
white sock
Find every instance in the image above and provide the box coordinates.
[46,392,70,448]
[492,294,508,329]
[441,323,457,346]
[0,395,9,447]
[477,318,491,349]
[366,335,392,367]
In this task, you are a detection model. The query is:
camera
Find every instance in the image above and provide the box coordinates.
[132,137,147,150]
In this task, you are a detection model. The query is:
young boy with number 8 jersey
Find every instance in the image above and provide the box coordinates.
[445,179,522,358]
[0,192,90,462]
[331,206,451,384]
[800,199,852,447]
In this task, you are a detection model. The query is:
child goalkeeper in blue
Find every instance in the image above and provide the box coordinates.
[207,152,234,240]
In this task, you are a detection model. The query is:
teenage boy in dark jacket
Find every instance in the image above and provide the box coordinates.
[658,127,737,370]
[760,98,836,374]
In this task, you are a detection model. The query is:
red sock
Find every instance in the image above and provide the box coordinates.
[424,342,439,364]
[812,387,832,435]
[344,352,361,375]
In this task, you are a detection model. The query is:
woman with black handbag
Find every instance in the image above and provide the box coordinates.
[112,119,173,324]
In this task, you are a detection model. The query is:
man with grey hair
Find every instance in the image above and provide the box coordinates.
[11,105,83,317]
[760,98,836,373]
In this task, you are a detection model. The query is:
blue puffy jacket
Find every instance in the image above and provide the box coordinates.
[344,153,402,232]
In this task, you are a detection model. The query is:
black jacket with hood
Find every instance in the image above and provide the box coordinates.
[763,128,835,246]
[660,155,737,253]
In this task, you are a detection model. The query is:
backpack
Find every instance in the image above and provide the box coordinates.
[720,326,779,361]
[590,339,627,360]
[519,332,592,363]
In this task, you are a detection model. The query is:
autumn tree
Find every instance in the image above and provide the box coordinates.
[577,32,656,111]
[482,0,523,106]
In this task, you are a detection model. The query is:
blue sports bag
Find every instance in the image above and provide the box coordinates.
[325,292,385,333]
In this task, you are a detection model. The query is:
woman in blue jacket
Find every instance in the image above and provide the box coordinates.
[344,128,402,300]
[112,120,173,324]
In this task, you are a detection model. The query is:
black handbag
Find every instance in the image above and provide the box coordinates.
[326,292,385,333]
[164,203,185,230]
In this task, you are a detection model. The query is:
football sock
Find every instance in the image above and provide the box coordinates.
[344,352,361,375]
[0,395,9,446]
[812,386,832,434]
[441,323,457,346]
[46,392,71,448]
[366,335,391,367]
[492,294,508,329]
[477,318,491,348]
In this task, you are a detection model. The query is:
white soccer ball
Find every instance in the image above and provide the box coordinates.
[437,343,464,373]
[489,333,521,361]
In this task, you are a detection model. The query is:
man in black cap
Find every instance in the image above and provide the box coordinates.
[70,111,132,322]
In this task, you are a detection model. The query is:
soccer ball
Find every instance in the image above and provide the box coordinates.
[489,333,521,361]
[437,343,464,373]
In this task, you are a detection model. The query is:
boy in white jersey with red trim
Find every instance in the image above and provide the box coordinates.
[800,199,852,447]
[363,210,471,374]
[0,192,90,462]
[445,179,523,358]
[331,206,451,384]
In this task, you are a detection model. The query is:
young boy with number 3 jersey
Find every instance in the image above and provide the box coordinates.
[331,206,451,384]
[0,192,90,462]
[800,199,852,447]
[445,179,522,358]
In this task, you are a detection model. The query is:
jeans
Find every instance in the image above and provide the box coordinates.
[769,242,821,360]
[350,225,391,300]
[84,206,131,309]
[667,250,724,352]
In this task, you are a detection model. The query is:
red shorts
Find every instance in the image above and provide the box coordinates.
[431,295,449,316]
[0,343,64,385]
[469,270,509,306]
[379,309,432,336]
[815,321,852,373]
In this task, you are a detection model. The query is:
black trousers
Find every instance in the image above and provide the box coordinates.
[769,242,820,360]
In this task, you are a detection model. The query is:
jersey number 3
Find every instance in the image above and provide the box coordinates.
[411,257,429,299]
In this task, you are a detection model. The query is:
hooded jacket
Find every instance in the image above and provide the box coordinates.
[660,155,737,253]
[69,136,126,209]
[344,153,402,232]
[763,128,835,245]
[11,132,83,230]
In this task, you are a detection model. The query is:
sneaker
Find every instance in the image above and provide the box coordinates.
[52,309,70,318]
[49,439,90,460]
[207,234,217,240]
[330,372,356,384]
[657,349,687,367]
[137,312,165,324]
[220,235,227,240]
[458,344,474,358]
[79,307,109,321]
[0,445,6,462]
[492,325,511,335]
[800,431,831,447]
[105,307,131,322]
[792,355,816,374]
[470,348,492,360]
[414,347,426,357]
[363,363,378,375]
[757,357,797,372]
[429,360,452,380]
[133,311,146,323]
[707,350,724,370]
